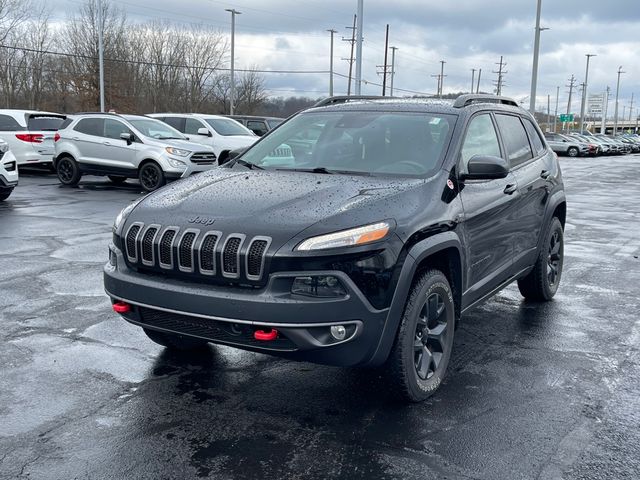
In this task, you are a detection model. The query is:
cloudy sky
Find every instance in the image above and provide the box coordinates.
[57,0,640,115]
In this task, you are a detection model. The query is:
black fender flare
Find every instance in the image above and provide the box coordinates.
[367,230,465,366]
[537,189,566,252]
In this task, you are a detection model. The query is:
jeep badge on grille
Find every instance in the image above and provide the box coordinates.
[188,216,215,226]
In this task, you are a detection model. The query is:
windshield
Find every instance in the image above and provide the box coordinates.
[205,118,253,136]
[238,111,456,176]
[128,118,186,139]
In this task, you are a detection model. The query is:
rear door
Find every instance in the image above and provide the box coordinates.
[495,114,549,271]
[458,112,521,305]
[71,118,105,165]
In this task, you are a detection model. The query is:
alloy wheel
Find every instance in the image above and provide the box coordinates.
[547,230,562,286]
[58,159,74,182]
[414,292,449,380]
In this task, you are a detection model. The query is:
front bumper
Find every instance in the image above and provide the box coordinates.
[104,245,389,366]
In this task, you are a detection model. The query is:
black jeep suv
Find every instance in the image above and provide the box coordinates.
[104,94,566,402]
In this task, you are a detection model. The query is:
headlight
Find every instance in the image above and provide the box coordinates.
[296,221,391,251]
[167,158,187,169]
[165,146,191,157]
[113,197,144,233]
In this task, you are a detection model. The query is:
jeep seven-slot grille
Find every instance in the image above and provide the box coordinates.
[223,237,242,275]
[123,224,269,282]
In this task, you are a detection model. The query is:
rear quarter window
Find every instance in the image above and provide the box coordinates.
[523,118,546,156]
[0,114,22,131]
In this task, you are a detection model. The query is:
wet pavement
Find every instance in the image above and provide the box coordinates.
[0,157,639,480]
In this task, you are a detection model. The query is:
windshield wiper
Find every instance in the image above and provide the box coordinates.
[276,167,336,174]
[158,136,183,140]
[233,158,263,170]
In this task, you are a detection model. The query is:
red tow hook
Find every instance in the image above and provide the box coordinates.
[112,301,131,314]
[254,328,278,341]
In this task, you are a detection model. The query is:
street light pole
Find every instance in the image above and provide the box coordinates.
[613,66,625,136]
[529,0,548,113]
[226,8,241,115]
[354,0,364,95]
[389,46,397,96]
[471,68,476,94]
[327,29,337,97]
[579,53,596,133]
[97,0,105,112]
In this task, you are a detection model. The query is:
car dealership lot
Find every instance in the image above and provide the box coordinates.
[1,157,639,479]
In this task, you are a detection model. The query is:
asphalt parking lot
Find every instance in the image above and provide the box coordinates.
[1,156,639,480]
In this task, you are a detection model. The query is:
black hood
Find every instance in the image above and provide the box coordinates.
[127,167,433,247]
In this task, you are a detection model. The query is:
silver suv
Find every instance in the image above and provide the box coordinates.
[0,139,18,201]
[54,114,217,191]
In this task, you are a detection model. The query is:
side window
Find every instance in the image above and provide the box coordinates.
[185,118,204,135]
[247,120,268,136]
[0,114,22,131]
[163,117,185,132]
[495,114,533,168]
[460,114,501,171]
[104,119,133,140]
[523,118,546,156]
[73,118,104,137]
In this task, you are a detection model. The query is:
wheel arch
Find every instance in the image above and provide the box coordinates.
[367,231,464,366]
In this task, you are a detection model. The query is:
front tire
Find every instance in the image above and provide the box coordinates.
[143,328,209,350]
[138,162,166,192]
[0,188,13,201]
[56,156,81,186]
[517,217,564,301]
[567,147,579,157]
[385,269,455,402]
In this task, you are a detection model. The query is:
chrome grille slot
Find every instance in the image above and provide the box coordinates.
[140,226,158,265]
[199,232,220,275]
[222,235,245,278]
[125,223,142,261]
[158,228,178,268]
[190,152,217,165]
[178,230,198,272]
[246,237,271,280]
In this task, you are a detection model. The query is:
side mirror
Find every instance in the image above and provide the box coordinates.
[120,132,133,145]
[197,127,212,137]
[462,155,509,180]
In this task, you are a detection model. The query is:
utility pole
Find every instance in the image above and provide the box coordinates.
[553,85,559,132]
[529,0,549,113]
[565,74,576,132]
[327,29,337,97]
[476,68,482,93]
[225,8,241,115]
[471,68,476,93]
[547,94,551,131]
[381,24,389,96]
[629,93,634,121]
[97,0,105,112]
[389,46,398,96]
[354,0,364,95]
[579,53,596,133]
[342,15,357,96]
[601,86,610,134]
[439,60,446,97]
[493,56,507,96]
[613,66,625,136]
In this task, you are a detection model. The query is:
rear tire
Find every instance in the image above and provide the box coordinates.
[0,188,13,201]
[56,156,81,186]
[143,328,209,350]
[108,175,127,185]
[567,147,579,157]
[517,217,564,301]
[384,269,455,402]
[138,162,166,192]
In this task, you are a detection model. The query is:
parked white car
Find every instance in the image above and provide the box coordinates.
[0,139,19,201]
[54,113,217,191]
[0,109,67,167]
[148,113,259,164]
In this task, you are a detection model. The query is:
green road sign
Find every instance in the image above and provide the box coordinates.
[559,114,574,122]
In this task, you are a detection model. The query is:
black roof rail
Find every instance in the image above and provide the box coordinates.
[453,94,519,108]
[312,95,395,108]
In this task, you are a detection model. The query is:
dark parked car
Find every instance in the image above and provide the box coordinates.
[105,94,566,402]
[228,115,283,136]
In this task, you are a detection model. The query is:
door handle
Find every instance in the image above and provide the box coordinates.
[503,184,517,195]
[540,170,550,179]
[72,137,79,141]
[103,141,111,146]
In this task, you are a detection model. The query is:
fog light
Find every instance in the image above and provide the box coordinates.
[291,275,346,298]
[330,325,347,341]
